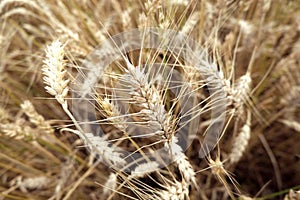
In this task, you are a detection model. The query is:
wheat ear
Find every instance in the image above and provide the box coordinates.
[208,156,237,199]
[157,179,189,200]
[229,110,251,164]
[124,62,176,143]
[10,176,50,193]
[103,173,118,196]
[1,120,35,140]
[21,100,53,134]
[129,161,159,179]
[43,40,125,167]
[42,40,83,132]
[124,62,196,184]
[284,189,300,200]
[42,40,69,106]
[230,72,252,115]
[280,119,300,133]
[166,136,197,187]
[181,12,200,35]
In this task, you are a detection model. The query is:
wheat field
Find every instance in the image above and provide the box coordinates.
[0,0,300,199]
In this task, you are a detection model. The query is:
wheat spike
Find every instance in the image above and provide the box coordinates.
[96,97,127,131]
[1,119,36,140]
[82,132,126,167]
[157,180,189,200]
[42,40,69,106]
[21,100,53,134]
[124,62,176,143]
[181,12,200,35]
[124,62,196,185]
[103,173,118,195]
[280,120,300,132]
[284,189,300,200]
[229,111,251,164]
[208,156,237,199]
[10,176,50,193]
[166,137,197,187]
[130,161,159,178]
[230,73,252,115]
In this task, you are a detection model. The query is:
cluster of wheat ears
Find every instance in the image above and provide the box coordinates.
[0,0,300,200]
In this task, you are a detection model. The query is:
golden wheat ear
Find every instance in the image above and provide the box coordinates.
[42,40,126,168]
[21,100,53,134]
[228,110,251,164]
[42,40,69,106]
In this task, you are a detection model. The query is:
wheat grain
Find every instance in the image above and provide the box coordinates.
[138,13,148,28]
[233,73,252,100]
[121,8,132,29]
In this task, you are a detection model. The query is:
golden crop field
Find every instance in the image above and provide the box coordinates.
[0,0,299,199]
